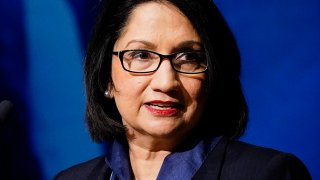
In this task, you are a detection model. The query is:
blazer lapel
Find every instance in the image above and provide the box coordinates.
[87,158,111,180]
[192,137,229,180]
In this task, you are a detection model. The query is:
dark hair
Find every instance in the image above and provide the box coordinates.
[84,0,248,142]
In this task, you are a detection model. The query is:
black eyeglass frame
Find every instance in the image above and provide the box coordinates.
[112,49,208,74]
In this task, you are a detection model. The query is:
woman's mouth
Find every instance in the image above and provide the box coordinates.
[144,101,182,116]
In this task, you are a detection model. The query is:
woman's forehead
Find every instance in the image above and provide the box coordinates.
[114,2,200,51]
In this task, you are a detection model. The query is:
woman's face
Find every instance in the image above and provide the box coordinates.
[111,2,206,140]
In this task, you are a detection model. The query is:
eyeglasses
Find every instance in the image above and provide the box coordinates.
[112,50,208,74]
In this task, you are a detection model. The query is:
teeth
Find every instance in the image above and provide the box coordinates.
[150,104,172,108]
[148,103,176,109]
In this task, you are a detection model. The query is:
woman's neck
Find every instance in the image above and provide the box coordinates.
[127,134,183,180]
[124,125,195,179]
[128,141,171,180]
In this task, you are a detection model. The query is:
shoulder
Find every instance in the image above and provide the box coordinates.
[225,139,286,164]
[194,137,311,180]
[54,156,110,180]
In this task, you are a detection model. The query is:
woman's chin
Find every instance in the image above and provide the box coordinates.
[141,123,188,140]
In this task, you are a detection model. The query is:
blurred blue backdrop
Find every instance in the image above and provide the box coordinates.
[0,0,319,179]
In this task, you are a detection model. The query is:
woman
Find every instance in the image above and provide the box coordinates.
[55,0,311,179]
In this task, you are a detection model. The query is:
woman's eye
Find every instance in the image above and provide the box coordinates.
[129,51,151,60]
[178,53,200,61]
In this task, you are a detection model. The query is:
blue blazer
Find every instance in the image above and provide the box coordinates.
[55,137,311,180]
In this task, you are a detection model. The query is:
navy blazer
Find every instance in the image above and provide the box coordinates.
[55,138,311,180]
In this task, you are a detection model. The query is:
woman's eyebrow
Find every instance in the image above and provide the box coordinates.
[173,40,203,51]
[125,39,156,49]
[125,39,202,51]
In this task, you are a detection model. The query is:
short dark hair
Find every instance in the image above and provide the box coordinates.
[84,0,248,142]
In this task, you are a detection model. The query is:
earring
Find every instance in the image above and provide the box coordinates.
[104,90,112,99]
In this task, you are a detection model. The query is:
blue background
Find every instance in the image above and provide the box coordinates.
[0,0,319,179]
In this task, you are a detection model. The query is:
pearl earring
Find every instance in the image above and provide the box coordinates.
[104,91,112,99]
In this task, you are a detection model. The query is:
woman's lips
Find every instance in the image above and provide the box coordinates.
[144,100,181,116]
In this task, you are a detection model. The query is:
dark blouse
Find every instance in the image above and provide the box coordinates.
[105,136,222,179]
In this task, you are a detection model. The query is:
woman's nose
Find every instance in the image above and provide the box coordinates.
[149,60,180,92]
